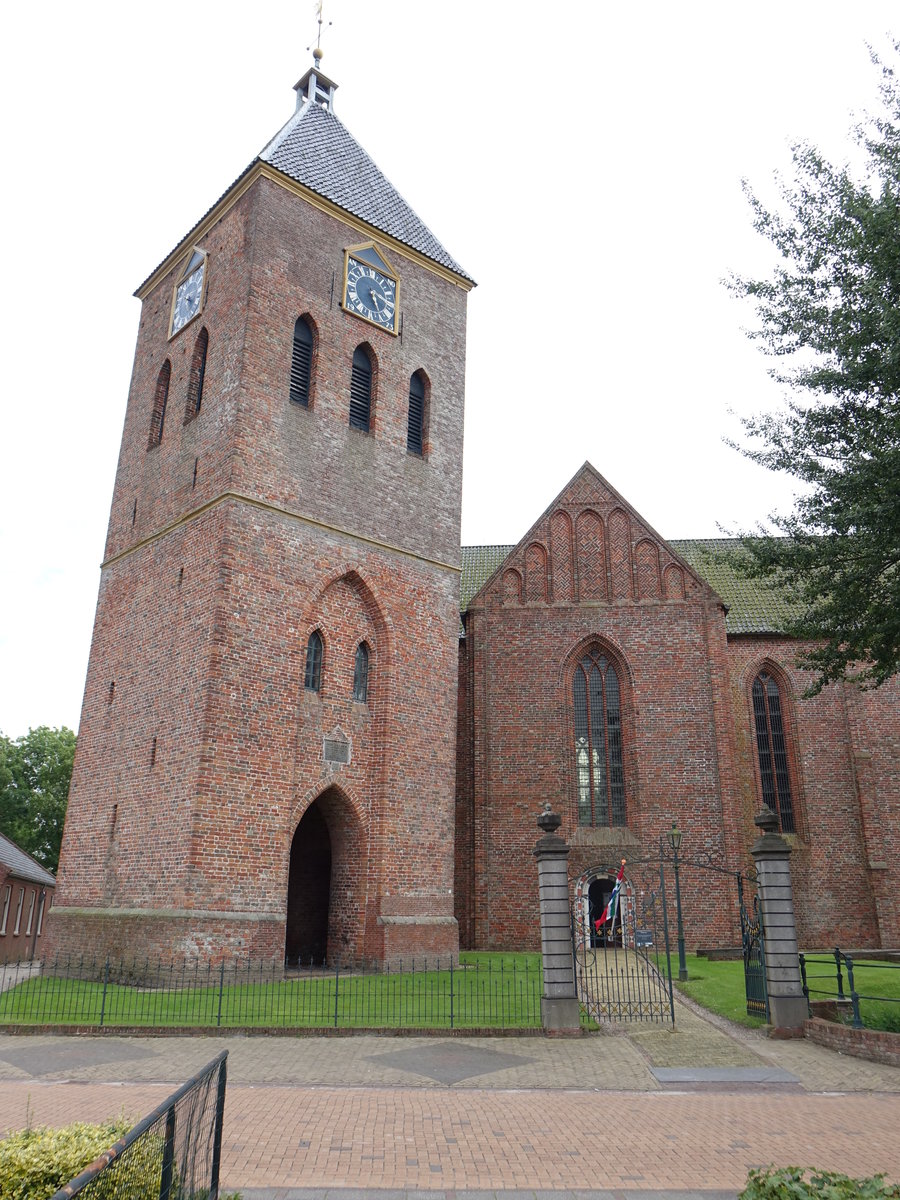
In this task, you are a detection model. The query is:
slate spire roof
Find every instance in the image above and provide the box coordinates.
[259,64,472,282]
[136,54,472,296]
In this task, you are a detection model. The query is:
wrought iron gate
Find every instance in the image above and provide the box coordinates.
[738,874,769,1020]
[572,860,675,1025]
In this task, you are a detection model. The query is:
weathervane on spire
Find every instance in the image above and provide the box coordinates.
[308,0,332,61]
[295,0,337,114]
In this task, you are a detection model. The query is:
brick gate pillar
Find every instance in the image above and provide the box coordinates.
[533,804,581,1035]
[751,807,808,1032]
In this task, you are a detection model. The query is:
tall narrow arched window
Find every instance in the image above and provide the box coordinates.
[407,371,425,455]
[290,317,313,407]
[573,649,626,827]
[148,360,171,448]
[304,630,323,692]
[353,642,370,702]
[349,345,372,431]
[752,670,795,832]
[186,327,208,420]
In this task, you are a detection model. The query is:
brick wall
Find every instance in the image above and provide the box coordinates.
[0,869,51,965]
[805,1016,900,1068]
[456,467,742,951]
[455,465,897,954]
[51,169,467,965]
[726,637,882,948]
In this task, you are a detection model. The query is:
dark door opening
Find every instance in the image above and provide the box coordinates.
[588,875,620,946]
[285,802,332,966]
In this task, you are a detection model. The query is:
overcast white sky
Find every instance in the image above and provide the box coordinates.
[0,1,896,737]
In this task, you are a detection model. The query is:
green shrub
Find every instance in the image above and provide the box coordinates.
[0,1116,169,1200]
[740,1165,900,1198]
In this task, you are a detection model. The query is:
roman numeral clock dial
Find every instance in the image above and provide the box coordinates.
[169,248,208,338]
[342,246,398,334]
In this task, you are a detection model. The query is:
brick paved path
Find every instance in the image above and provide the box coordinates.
[2,1080,899,1194]
[2,1002,899,1197]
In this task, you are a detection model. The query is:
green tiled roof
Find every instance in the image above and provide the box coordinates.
[460,540,795,636]
[460,545,513,611]
[669,540,796,634]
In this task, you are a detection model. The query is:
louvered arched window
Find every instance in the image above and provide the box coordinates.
[148,360,171,448]
[304,631,323,692]
[349,345,373,432]
[290,317,313,407]
[752,670,795,833]
[186,327,208,420]
[407,371,425,455]
[353,642,370,703]
[573,650,626,827]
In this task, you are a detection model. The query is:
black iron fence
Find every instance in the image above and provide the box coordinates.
[0,953,542,1031]
[800,949,900,1032]
[51,1051,227,1200]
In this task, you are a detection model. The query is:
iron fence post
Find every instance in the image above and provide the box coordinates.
[159,1104,176,1200]
[657,851,676,1025]
[845,954,863,1028]
[217,959,225,1028]
[99,957,110,1028]
[449,958,454,1030]
[834,946,845,999]
[209,1054,228,1200]
[334,961,340,1028]
[799,953,810,1016]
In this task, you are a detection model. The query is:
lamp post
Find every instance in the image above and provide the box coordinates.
[667,821,688,981]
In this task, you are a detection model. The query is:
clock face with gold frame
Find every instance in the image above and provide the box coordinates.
[342,243,398,334]
[169,248,208,337]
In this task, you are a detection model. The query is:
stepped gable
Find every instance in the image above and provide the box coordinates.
[465,462,724,611]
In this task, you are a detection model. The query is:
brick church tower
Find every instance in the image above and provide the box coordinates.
[50,53,473,965]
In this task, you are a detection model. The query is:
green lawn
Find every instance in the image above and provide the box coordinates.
[673,955,767,1028]
[674,953,900,1033]
[0,953,543,1031]
[800,953,900,1033]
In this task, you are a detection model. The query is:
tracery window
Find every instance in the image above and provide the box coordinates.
[573,649,626,826]
[752,670,795,833]
[353,642,369,703]
[305,631,323,692]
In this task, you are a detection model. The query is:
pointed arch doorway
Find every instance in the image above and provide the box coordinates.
[285,801,332,966]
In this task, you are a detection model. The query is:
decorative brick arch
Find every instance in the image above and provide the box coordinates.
[286,780,369,965]
[573,863,635,946]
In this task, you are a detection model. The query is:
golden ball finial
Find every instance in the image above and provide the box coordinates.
[313,46,324,62]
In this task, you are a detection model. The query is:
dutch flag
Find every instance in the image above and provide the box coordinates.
[595,860,626,936]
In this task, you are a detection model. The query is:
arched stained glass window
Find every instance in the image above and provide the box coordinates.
[573,650,626,827]
[305,630,323,692]
[752,671,795,833]
[353,642,369,703]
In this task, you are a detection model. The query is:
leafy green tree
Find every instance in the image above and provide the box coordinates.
[0,726,76,872]
[729,46,900,693]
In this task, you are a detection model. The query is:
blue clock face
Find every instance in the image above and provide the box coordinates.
[171,264,205,334]
[345,257,397,331]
